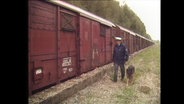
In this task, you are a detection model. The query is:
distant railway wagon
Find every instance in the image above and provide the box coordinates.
[29,0,154,95]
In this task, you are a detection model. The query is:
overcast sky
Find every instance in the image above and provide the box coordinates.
[116,0,160,41]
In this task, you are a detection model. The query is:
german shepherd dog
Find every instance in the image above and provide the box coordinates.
[126,65,135,86]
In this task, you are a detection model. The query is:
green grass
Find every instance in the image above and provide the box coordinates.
[115,86,137,104]
[127,43,160,76]
[115,43,160,104]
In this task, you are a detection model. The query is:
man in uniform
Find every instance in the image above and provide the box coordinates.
[113,36,129,82]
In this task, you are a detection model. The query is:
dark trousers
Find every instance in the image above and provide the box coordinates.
[113,63,125,82]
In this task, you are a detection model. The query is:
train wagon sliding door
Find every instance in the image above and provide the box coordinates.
[105,27,112,63]
[29,1,57,95]
[123,32,129,52]
[58,10,78,81]
[91,21,100,68]
[99,24,106,65]
[79,17,92,73]
[133,35,136,53]
[128,33,133,54]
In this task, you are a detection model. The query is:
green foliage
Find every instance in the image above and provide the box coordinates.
[66,0,152,40]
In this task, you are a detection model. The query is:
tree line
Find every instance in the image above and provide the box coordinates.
[66,0,152,40]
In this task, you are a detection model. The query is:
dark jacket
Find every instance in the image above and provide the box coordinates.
[113,43,129,65]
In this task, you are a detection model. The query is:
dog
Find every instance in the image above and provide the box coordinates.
[126,65,135,86]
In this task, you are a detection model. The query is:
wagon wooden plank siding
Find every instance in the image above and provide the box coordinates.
[29,0,58,95]
[29,0,154,96]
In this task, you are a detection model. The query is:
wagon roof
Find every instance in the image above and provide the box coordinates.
[117,25,153,42]
[116,25,136,36]
[47,0,115,27]
[135,33,153,42]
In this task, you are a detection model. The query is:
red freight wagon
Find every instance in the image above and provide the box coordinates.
[29,0,80,95]
[29,0,115,95]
